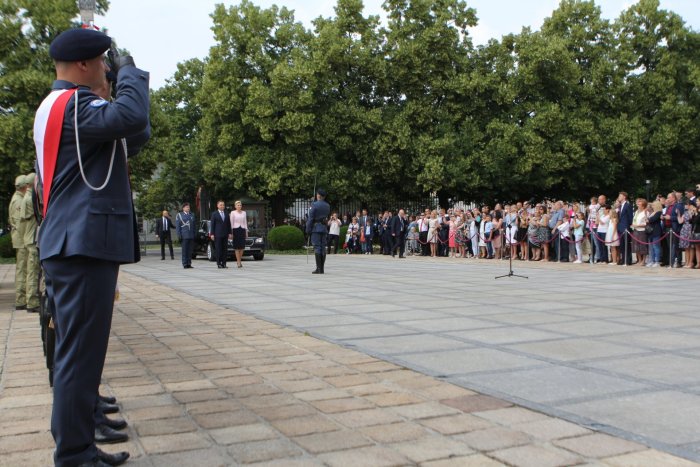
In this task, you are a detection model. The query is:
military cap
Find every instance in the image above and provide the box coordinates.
[49,28,111,61]
[316,188,327,197]
[25,173,36,185]
[15,175,27,188]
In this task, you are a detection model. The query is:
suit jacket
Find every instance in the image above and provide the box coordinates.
[617,202,633,234]
[155,216,174,238]
[669,202,684,232]
[210,210,231,238]
[390,215,407,237]
[36,66,151,263]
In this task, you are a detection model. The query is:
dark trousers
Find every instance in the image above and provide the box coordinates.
[215,236,228,266]
[327,234,339,254]
[438,229,449,256]
[670,228,682,265]
[592,229,608,262]
[181,238,193,266]
[390,234,405,257]
[419,231,429,256]
[620,229,632,264]
[160,234,173,259]
[43,256,119,467]
[381,233,390,254]
[311,232,327,255]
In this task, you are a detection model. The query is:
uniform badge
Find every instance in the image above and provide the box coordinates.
[89,98,108,108]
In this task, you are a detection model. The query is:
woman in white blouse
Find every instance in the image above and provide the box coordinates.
[229,201,248,268]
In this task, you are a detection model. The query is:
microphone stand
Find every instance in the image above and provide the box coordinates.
[495,224,528,280]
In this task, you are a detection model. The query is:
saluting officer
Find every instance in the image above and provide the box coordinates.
[34,28,150,467]
[21,172,41,312]
[176,202,196,269]
[306,188,331,274]
[9,175,28,310]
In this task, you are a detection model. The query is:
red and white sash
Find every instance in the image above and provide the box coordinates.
[34,88,77,217]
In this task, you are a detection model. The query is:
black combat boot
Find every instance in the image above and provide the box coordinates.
[312,254,322,274]
[319,253,326,274]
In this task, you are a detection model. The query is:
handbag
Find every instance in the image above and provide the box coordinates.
[644,224,654,235]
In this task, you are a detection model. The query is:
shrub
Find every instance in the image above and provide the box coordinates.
[339,225,348,244]
[0,234,14,258]
[268,225,305,250]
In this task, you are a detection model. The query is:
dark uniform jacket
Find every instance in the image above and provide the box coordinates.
[37,67,150,263]
[306,201,330,234]
[176,212,196,240]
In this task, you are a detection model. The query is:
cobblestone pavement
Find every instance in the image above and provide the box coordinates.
[1,261,698,466]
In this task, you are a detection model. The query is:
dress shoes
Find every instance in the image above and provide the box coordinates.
[27,306,40,313]
[101,415,127,430]
[99,394,117,404]
[77,458,111,467]
[97,447,130,466]
[15,304,26,310]
[97,399,120,414]
[95,424,129,444]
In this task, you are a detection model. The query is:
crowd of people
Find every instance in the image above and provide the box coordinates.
[323,187,700,269]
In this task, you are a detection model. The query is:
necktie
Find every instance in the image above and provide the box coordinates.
[163,218,166,230]
[220,211,224,221]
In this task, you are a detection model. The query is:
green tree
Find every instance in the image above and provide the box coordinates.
[0,0,108,198]
[197,0,315,208]
[133,58,205,216]
[615,0,700,194]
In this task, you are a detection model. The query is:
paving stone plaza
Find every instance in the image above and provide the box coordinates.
[1,254,699,466]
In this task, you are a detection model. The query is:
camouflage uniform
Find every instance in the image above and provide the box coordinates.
[9,175,28,309]
[21,173,40,311]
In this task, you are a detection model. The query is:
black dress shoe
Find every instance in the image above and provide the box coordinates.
[95,424,128,444]
[27,306,40,313]
[99,394,117,404]
[96,399,120,414]
[101,415,127,430]
[77,458,110,467]
[15,305,26,310]
[97,447,130,466]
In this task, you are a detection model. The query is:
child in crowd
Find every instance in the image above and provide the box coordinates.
[573,212,585,263]
[483,214,494,259]
[406,226,419,256]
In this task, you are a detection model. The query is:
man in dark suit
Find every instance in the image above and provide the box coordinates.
[617,192,634,265]
[664,192,685,267]
[390,209,408,258]
[209,200,232,268]
[35,28,149,466]
[155,210,175,260]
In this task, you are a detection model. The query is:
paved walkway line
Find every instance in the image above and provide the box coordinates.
[0,264,697,466]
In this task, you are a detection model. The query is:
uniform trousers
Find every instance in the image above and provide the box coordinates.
[181,238,193,267]
[311,232,327,255]
[14,247,27,306]
[43,256,119,467]
[25,245,41,308]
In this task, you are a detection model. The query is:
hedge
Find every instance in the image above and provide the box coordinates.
[268,225,305,250]
[0,234,14,258]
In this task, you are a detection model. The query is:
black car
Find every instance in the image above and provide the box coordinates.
[194,220,265,261]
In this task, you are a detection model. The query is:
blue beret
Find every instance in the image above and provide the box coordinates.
[49,28,111,61]
[317,188,327,197]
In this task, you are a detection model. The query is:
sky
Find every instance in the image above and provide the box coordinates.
[95,0,699,90]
